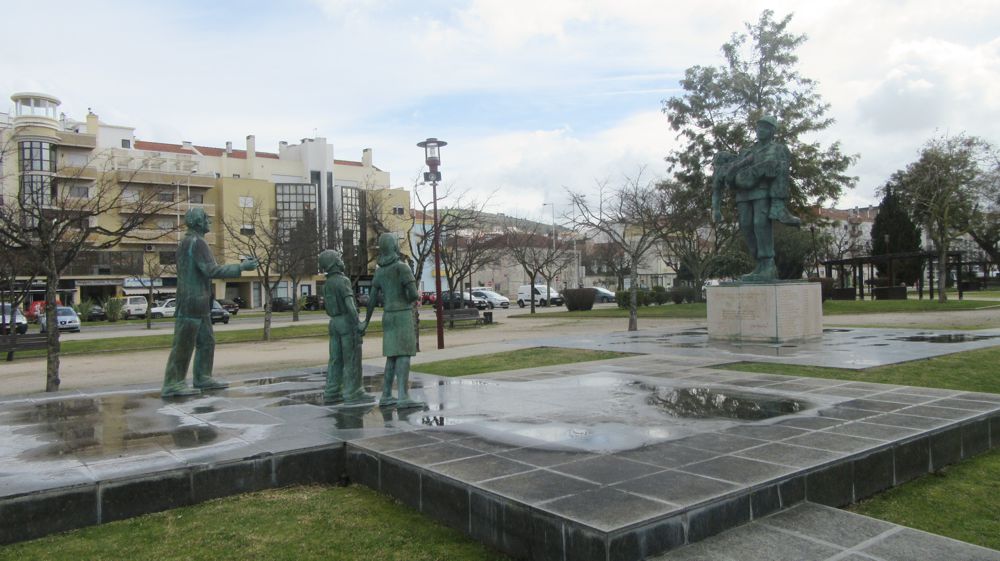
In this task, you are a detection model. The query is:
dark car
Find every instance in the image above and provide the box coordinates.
[592,287,616,304]
[84,304,107,321]
[218,299,239,315]
[440,292,473,309]
[210,300,230,324]
[270,297,294,312]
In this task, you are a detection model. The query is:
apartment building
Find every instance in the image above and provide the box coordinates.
[1,91,403,308]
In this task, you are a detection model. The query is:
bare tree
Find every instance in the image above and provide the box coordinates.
[584,240,629,289]
[502,217,573,314]
[140,251,177,330]
[0,243,36,340]
[0,146,179,391]
[568,170,667,330]
[440,227,503,303]
[221,199,286,340]
[278,209,321,322]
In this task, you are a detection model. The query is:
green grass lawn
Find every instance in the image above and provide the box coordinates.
[716,346,1000,548]
[414,347,634,377]
[715,345,1000,394]
[0,485,511,561]
[512,298,995,320]
[849,448,1000,551]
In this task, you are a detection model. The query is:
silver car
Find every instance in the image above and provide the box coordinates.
[0,303,29,335]
[38,306,81,333]
[471,289,510,309]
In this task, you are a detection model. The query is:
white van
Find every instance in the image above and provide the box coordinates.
[516,285,563,308]
[120,295,149,319]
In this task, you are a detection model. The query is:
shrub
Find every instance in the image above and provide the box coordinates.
[651,287,669,305]
[670,286,698,304]
[616,289,652,307]
[562,288,596,311]
[73,298,95,322]
[807,277,835,300]
[103,298,125,322]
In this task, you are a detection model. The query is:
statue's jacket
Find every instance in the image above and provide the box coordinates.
[176,231,242,318]
[730,139,791,202]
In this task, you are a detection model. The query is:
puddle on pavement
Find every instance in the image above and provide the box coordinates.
[643,385,808,421]
[891,334,999,344]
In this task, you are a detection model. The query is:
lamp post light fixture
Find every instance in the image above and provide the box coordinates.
[417,138,448,350]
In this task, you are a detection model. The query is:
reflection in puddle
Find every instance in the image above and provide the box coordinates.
[892,334,999,344]
[645,386,807,420]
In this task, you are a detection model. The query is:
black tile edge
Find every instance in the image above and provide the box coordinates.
[608,514,685,561]
[470,489,566,561]
[345,443,381,491]
[750,484,782,519]
[0,487,98,545]
[379,455,422,511]
[929,426,962,471]
[893,436,930,486]
[99,469,192,523]
[961,418,990,459]
[273,444,346,487]
[806,461,853,507]
[686,493,751,544]
[991,414,999,450]
[852,448,894,501]
[192,457,274,503]
[778,475,805,507]
[420,472,470,533]
[565,520,608,561]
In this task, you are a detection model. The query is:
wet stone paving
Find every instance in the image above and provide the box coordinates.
[0,326,998,560]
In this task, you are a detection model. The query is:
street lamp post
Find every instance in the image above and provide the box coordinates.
[417,138,447,350]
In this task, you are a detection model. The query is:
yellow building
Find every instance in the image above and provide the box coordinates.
[1,91,404,309]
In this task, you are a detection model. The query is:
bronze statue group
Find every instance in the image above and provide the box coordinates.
[160,211,423,410]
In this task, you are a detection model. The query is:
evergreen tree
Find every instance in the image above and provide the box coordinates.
[870,182,922,285]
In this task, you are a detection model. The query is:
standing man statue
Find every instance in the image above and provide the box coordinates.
[319,249,374,406]
[712,115,801,282]
[162,207,257,397]
[360,233,424,409]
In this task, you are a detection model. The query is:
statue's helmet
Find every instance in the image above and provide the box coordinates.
[185,207,207,230]
[318,249,344,273]
[757,115,779,129]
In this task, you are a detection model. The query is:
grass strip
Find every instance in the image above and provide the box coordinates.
[414,346,635,377]
[0,485,511,561]
[713,346,1000,394]
[511,299,995,320]
[849,448,1000,551]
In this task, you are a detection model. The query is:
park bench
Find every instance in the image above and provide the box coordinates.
[441,307,484,327]
[1,333,47,361]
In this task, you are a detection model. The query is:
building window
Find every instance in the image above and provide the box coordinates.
[121,139,131,149]
[18,141,55,172]
[240,224,255,235]
[157,192,174,202]
[160,251,176,265]
[232,174,241,178]
[238,196,254,208]
[392,206,405,216]
[19,175,53,206]
[189,193,204,204]
[69,184,90,198]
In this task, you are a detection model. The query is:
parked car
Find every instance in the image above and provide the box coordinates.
[356,292,383,308]
[461,291,489,310]
[85,304,107,321]
[38,306,81,333]
[516,285,563,307]
[420,291,437,305]
[0,304,29,335]
[119,295,149,319]
[150,298,177,319]
[470,288,510,309]
[218,299,240,315]
[439,292,470,309]
[270,297,294,312]
[232,296,247,309]
[210,300,231,324]
[592,286,616,304]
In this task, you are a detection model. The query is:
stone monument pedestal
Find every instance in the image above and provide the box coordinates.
[707,282,822,343]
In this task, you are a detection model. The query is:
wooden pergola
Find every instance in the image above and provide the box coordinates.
[821,250,967,300]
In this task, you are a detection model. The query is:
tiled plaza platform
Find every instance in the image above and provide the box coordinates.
[1,326,998,561]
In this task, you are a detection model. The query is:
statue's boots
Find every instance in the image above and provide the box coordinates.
[741,261,765,282]
[394,372,426,410]
[162,383,201,398]
[343,391,376,406]
[324,392,344,405]
[194,377,230,391]
[770,201,801,226]
[757,258,778,281]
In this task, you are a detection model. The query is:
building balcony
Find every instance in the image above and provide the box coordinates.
[122,229,215,245]
[56,131,97,149]
[119,202,216,217]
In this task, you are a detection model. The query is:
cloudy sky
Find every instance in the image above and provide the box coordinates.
[3,0,999,221]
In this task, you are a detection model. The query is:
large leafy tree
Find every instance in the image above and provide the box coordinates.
[870,182,923,285]
[893,134,997,302]
[663,10,856,218]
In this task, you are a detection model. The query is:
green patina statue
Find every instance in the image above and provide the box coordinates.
[712,115,801,282]
[162,207,257,397]
[319,249,374,406]
[360,233,424,409]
